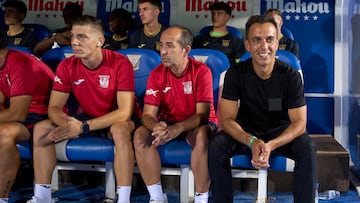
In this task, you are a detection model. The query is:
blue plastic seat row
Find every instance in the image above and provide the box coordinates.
[16,47,301,202]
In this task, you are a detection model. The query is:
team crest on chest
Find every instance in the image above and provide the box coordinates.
[182,81,192,94]
[98,75,110,88]
[222,40,230,47]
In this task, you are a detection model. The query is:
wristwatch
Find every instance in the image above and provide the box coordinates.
[82,120,90,134]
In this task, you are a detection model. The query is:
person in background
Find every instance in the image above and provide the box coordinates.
[208,15,316,203]
[265,8,300,59]
[192,2,245,65]
[28,15,138,203]
[133,26,218,203]
[0,32,54,203]
[129,0,165,52]
[103,8,136,50]
[34,2,83,57]
[1,0,39,50]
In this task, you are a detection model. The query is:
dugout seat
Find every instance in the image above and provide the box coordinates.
[282,27,295,40]
[198,25,243,39]
[7,45,34,54]
[116,48,161,108]
[24,23,51,41]
[41,46,73,72]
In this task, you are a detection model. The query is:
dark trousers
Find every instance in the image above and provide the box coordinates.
[208,130,317,203]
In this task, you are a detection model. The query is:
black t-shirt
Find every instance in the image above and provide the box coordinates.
[2,28,39,50]
[222,59,305,134]
[103,35,130,51]
[193,32,246,65]
[279,35,300,59]
[129,25,166,52]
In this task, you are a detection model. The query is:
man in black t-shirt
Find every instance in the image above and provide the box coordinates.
[208,15,317,203]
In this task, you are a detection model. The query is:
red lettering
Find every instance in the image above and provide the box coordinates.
[185,0,247,12]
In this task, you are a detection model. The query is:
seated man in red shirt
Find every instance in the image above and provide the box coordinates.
[29,15,138,203]
[133,26,218,203]
[0,33,54,203]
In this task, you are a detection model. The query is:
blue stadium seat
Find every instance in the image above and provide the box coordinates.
[17,141,32,160]
[189,48,231,110]
[198,25,243,39]
[7,45,34,54]
[24,23,51,41]
[116,48,161,108]
[41,46,73,72]
[282,27,295,40]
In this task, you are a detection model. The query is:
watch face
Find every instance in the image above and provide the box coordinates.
[82,121,90,134]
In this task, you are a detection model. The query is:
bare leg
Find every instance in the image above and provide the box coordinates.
[33,119,57,184]
[133,125,161,185]
[0,122,30,197]
[187,125,210,193]
[110,121,135,186]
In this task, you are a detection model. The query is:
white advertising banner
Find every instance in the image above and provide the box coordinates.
[9,0,98,30]
[169,0,258,35]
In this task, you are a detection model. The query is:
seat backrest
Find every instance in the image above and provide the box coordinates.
[7,45,34,54]
[198,25,243,39]
[41,46,74,72]
[240,50,303,82]
[189,48,230,110]
[24,23,51,41]
[117,48,162,108]
[282,27,295,40]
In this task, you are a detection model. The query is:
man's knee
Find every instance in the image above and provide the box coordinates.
[111,121,134,144]
[133,125,152,150]
[0,123,25,145]
[33,119,54,145]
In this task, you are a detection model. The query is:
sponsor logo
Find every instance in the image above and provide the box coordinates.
[138,44,146,48]
[162,86,171,93]
[193,55,209,64]
[146,88,159,97]
[265,0,330,21]
[28,0,85,11]
[74,79,85,85]
[5,74,10,86]
[127,54,141,71]
[54,76,63,85]
[202,42,210,47]
[185,0,248,19]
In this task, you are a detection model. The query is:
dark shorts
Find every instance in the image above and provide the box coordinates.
[22,113,48,133]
